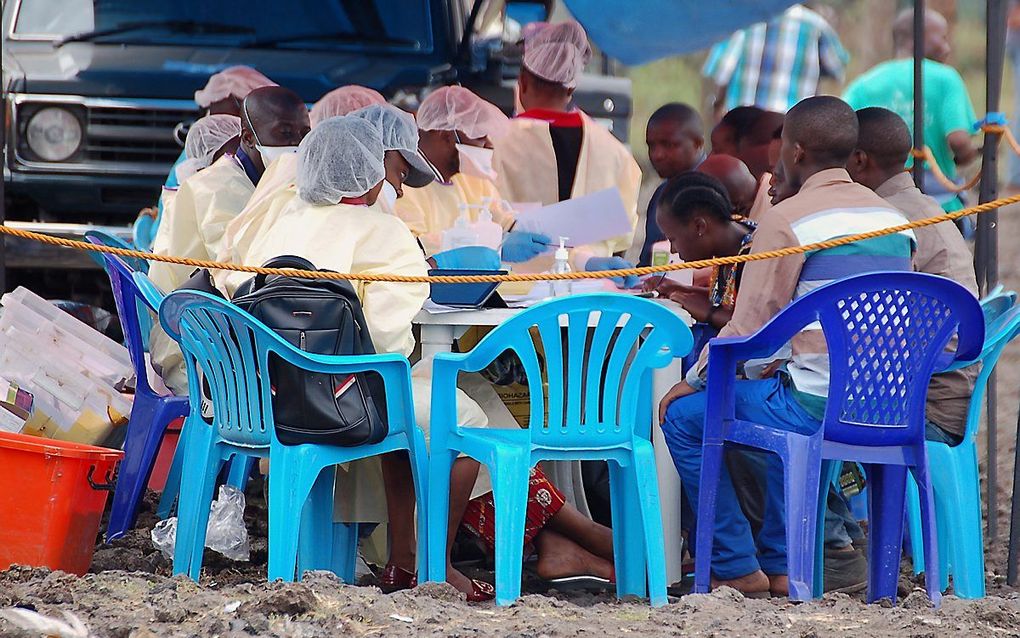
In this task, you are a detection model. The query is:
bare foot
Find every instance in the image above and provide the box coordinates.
[446,564,476,596]
[767,574,789,597]
[710,569,770,595]
[535,530,615,581]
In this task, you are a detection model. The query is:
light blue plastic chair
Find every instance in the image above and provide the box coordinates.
[905,302,1020,598]
[158,289,428,582]
[131,272,255,521]
[425,293,694,606]
[83,229,148,273]
[695,273,983,606]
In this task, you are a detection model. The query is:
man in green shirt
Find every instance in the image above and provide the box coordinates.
[843,8,979,212]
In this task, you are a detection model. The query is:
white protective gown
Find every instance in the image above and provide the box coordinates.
[217,153,299,267]
[147,155,256,393]
[492,112,641,272]
[229,196,489,521]
[394,173,514,255]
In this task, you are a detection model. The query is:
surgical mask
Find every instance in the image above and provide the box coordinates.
[256,144,298,166]
[456,144,496,182]
[379,180,398,212]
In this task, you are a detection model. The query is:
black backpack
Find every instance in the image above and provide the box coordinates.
[231,256,388,447]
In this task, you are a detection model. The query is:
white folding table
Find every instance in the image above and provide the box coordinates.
[414,300,692,585]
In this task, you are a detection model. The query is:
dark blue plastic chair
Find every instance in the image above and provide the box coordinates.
[695,272,984,605]
[86,237,190,542]
[159,290,427,582]
[426,293,694,606]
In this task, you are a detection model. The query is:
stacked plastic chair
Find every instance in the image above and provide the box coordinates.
[425,293,694,606]
[904,291,1020,598]
[694,272,983,605]
[157,289,428,582]
[84,237,189,542]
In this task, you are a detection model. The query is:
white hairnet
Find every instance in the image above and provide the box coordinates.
[310,86,386,126]
[194,66,276,108]
[296,116,385,205]
[176,114,241,183]
[349,104,437,187]
[522,21,592,89]
[416,86,510,141]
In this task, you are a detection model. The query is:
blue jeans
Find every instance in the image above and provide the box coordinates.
[661,376,821,579]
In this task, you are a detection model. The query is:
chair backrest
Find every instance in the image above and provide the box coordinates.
[460,293,694,448]
[83,229,148,273]
[962,304,1020,442]
[773,272,983,447]
[980,293,1015,326]
[159,289,413,448]
[85,235,158,398]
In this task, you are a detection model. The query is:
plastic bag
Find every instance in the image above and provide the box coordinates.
[151,485,250,561]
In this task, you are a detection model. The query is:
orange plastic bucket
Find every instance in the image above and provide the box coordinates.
[0,431,123,575]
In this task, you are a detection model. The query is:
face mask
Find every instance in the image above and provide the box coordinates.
[456,144,496,182]
[379,180,398,212]
[256,144,298,166]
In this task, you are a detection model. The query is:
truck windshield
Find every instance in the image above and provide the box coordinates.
[13,0,433,52]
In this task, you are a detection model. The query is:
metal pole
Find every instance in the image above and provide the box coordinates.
[980,0,1007,542]
[0,56,7,293]
[1009,405,1020,585]
[912,0,925,189]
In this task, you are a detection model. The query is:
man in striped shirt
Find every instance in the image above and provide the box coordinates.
[703,4,849,117]
[659,96,915,597]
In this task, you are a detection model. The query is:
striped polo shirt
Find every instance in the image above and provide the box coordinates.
[690,168,916,417]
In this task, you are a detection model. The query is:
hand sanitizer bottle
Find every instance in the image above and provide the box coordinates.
[441,205,480,251]
[551,236,573,297]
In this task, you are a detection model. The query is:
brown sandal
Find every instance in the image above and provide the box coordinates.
[378,563,416,593]
[467,579,495,602]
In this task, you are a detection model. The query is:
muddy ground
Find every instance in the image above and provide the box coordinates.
[4,203,1020,637]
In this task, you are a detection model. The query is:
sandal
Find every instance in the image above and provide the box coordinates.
[467,579,495,602]
[378,563,416,594]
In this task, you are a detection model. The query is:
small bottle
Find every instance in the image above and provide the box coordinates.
[550,236,573,297]
[471,208,503,250]
[441,206,480,252]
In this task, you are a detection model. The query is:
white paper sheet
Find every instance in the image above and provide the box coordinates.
[512,187,632,247]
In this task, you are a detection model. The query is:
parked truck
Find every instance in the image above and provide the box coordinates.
[1,0,631,295]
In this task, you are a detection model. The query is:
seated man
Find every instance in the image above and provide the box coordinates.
[847,106,979,444]
[149,86,310,393]
[659,96,916,597]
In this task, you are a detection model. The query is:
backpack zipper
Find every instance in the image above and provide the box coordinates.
[299,331,306,350]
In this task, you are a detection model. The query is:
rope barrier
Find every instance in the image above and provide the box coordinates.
[2,193,1019,284]
[910,121,1020,193]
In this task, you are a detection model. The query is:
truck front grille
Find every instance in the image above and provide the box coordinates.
[84,106,194,166]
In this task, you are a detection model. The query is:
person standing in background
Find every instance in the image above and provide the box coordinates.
[1007,0,1020,192]
[702,4,849,118]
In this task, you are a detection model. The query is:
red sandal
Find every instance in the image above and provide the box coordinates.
[378,563,416,593]
[467,579,495,602]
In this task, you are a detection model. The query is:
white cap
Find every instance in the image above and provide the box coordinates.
[176,114,241,182]
[555,236,570,262]
[194,66,276,108]
[310,85,387,126]
[522,21,591,89]
[416,86,510,141]
[296,116,385,205]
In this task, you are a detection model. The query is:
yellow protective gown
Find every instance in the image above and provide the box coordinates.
[148,155,256,393]
[217,153,299,266]
[228,196,489,522]
[492,112,641,272]
[394,173,514,255]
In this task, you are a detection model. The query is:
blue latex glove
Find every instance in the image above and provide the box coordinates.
[500,231,552,263]
[586,256,640,289]
[432,246,502,271]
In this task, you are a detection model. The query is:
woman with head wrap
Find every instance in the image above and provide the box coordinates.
[492,21,643,286]
[225,117,492,599]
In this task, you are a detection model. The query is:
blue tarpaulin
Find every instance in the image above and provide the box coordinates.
[562,0,799,66]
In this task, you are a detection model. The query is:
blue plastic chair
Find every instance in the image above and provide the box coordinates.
[425,293,694,606]
[130,272,256,521]
[694,272,984,605]
[905,302,1020,598]
[158,289,428,582]
[85,238,190,542]
[84,229,148,274]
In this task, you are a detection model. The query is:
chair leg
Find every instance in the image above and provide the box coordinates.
[426,448,456,584]
[106,396,169,541]
[173,445,222,580]
[297,466,336,579]
[631,442,669,607]
[157,431,187,519]
[905,474,925,576]
[608,459,648,599]
[864,463,909,605]
[329,522,360,584]
[693,442,725,594]
[267,451,317,583]
[489,452,531,606]
[936,448,985,599]
[910,461,942,607]
[408,429,431,579]
[781,437,822,601]
[226,455,256,491]
[812,460,840,599]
